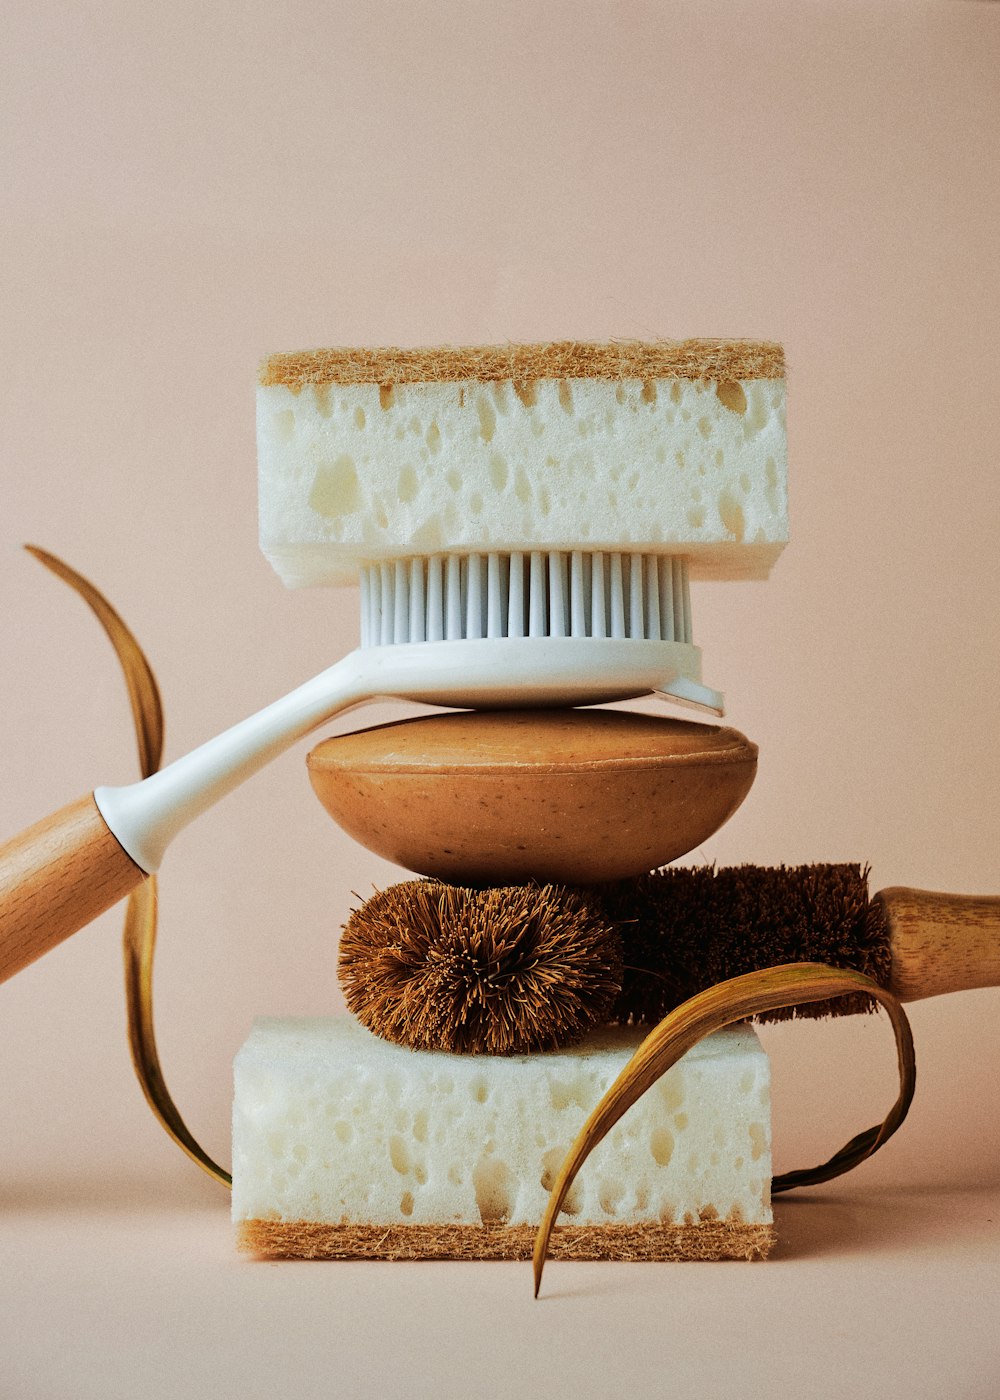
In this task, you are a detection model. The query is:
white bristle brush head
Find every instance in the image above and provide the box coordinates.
[359,550,692,647]
[353,549,719,713]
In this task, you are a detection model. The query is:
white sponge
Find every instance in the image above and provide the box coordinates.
[232,1015,774,1261]
[257,340,787,588]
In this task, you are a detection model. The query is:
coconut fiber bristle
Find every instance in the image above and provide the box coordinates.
[260,338,785,389]
[340,865,892,1055]
[603,863,891,1026]
[339,882,623,1055]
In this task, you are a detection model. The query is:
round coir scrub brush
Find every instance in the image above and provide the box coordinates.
[338,881,623,1056]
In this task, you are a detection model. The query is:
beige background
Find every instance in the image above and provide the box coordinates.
[2,2,999,1397]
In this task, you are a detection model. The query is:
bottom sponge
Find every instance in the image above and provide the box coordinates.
[231,1016,774,1261]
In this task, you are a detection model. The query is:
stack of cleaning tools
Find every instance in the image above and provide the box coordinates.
[232,338,789,1262]
[2,345,992,1274]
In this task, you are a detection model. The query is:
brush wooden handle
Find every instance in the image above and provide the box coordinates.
[0,794,145,984]
[877,886,1000,1001]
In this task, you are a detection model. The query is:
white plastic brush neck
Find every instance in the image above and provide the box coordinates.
[92,553,720,878]
[359,550,693,648]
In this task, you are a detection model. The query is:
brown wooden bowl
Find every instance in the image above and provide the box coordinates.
[307,709,756,884]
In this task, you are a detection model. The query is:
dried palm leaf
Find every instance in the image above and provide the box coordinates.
[532,961,915,1296]
[27,546,230,1188]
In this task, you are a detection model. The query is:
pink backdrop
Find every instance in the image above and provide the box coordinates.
[2,3,999,1396]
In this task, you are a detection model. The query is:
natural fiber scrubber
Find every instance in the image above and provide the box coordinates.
[338,881,624,1055]
[257,339,787,586]
[308,709,756,884]
[232,1016,775,1262]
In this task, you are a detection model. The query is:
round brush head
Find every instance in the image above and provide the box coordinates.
[338,880,623,1056]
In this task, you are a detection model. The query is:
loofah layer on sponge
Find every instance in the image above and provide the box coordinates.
[231,1016,773,1260]
[257,338,787,588]
[260,338,785,387]
[238,1219,774,1262]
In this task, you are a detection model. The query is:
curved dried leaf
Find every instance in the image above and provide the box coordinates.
[28,545,229,1189]
[532,961,915,1297]
[25,545,163,778]
[122,879,231,1187]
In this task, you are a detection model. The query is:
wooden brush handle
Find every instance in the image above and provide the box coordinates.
[0,794,145,984]
[877,886,1000,1001]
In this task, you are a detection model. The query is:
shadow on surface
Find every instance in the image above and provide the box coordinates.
[772,1181,999,1261]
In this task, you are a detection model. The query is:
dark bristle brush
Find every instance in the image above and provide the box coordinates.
[601,863,1000,1025]
[340,864,1000,1053]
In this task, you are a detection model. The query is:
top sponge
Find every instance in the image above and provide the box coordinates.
[257,339,787,588]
